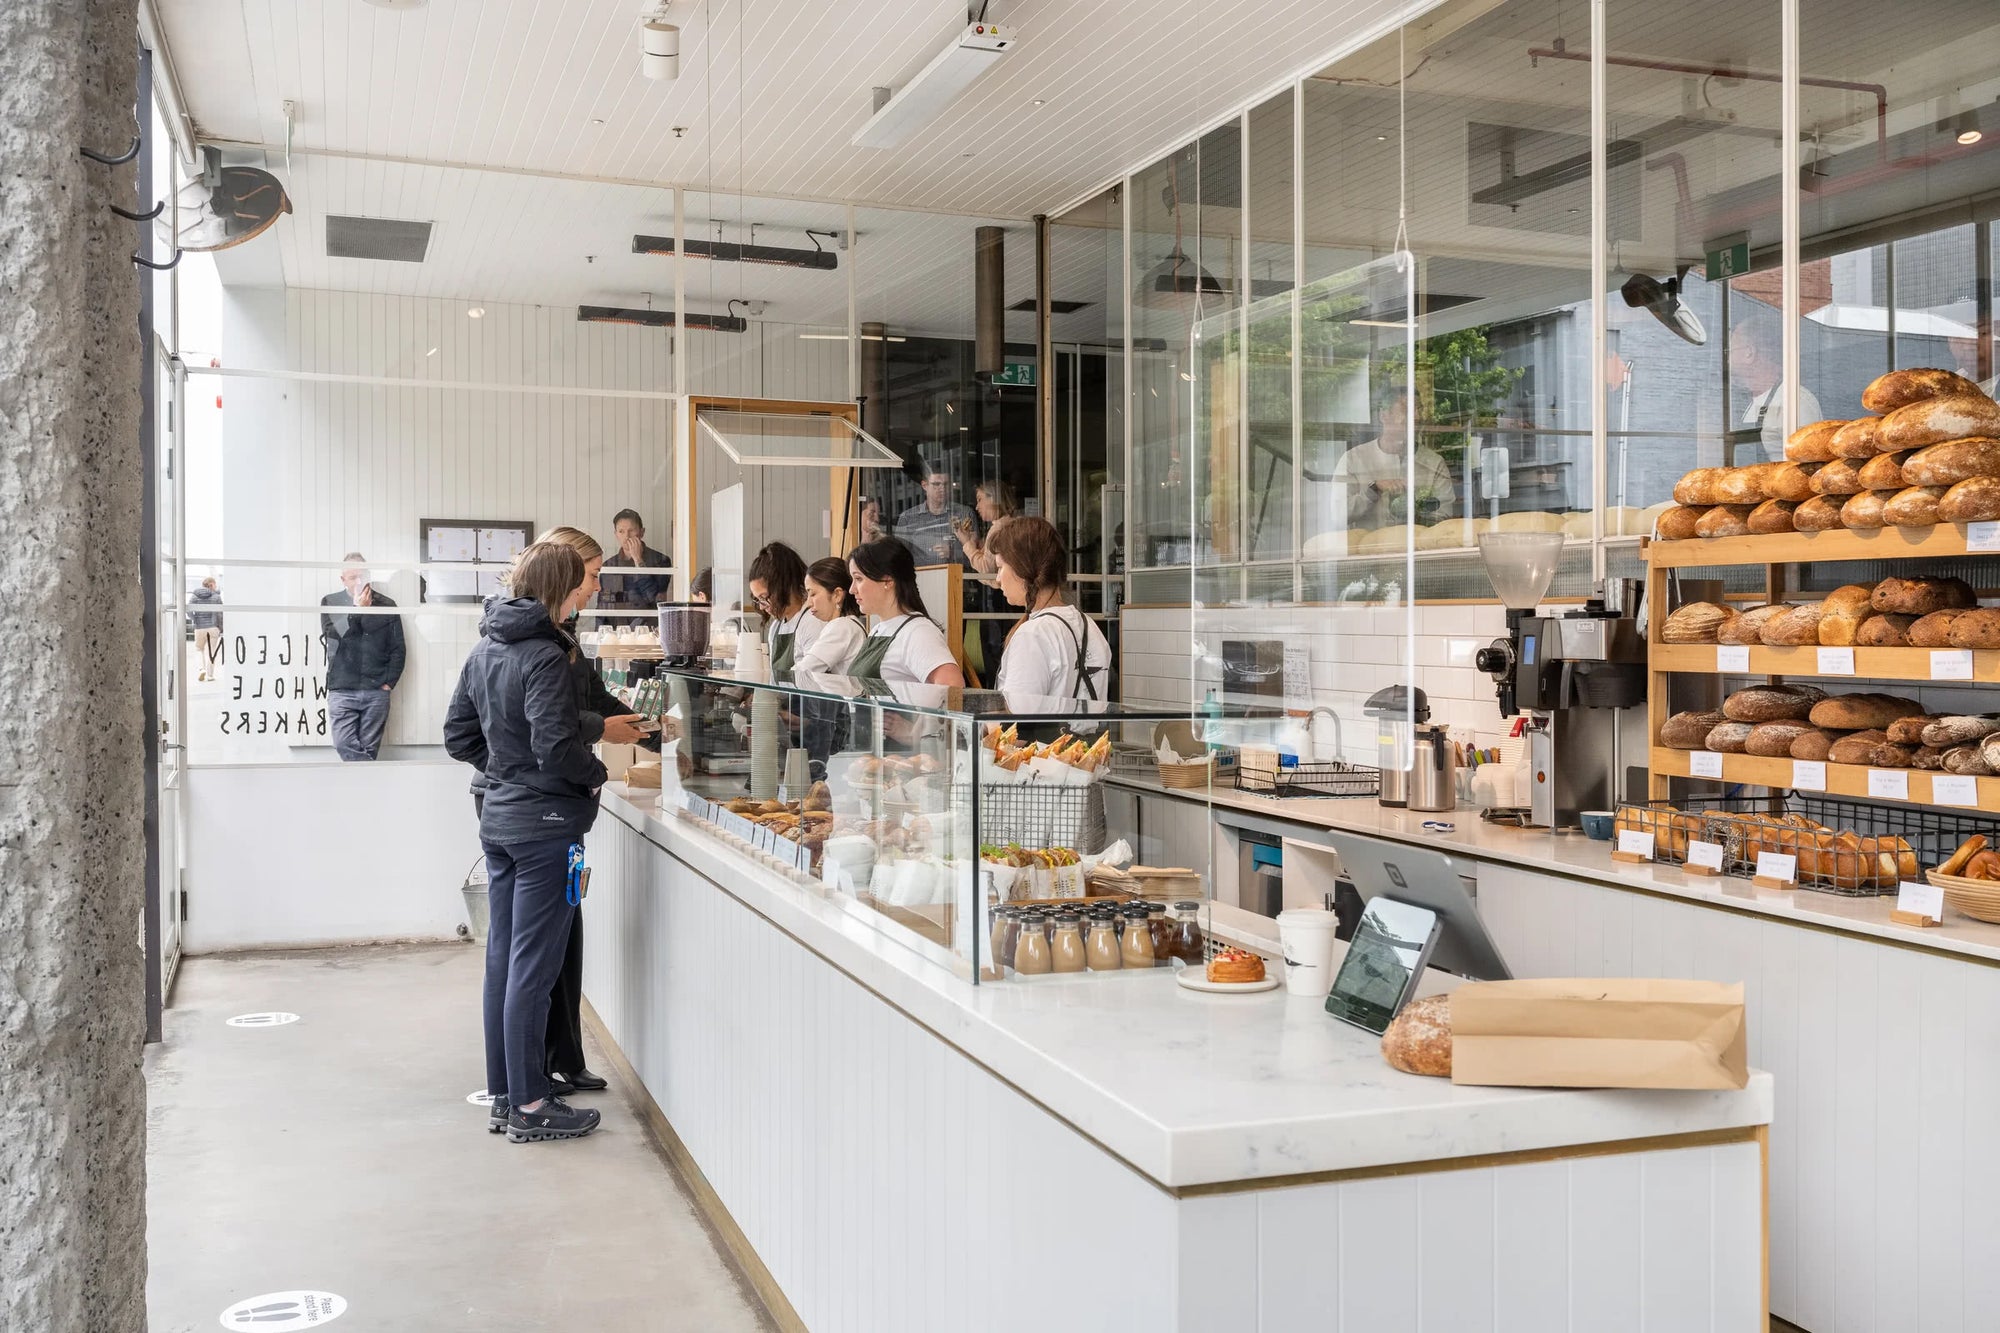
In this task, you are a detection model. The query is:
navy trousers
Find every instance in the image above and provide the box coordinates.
[481,836,577,1108]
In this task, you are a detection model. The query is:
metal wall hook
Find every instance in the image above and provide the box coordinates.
[133,250,183,271]
[110,199,165,222]
[81,136,143,166]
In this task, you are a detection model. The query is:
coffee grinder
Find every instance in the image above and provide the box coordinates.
[1474,534,1647,828]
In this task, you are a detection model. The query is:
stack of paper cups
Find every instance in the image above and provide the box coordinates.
[749,690,780,800]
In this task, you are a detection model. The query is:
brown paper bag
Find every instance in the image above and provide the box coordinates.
[1447,978,1748,1090]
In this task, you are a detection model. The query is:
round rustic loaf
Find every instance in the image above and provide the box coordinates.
[1655,505,1706,540]
[1908,609,1964,646]
[1939,475,2000,523]
[1759,602,1826,646]
[1840,490,1894,529]
[1830,417,1885,460]
[1661,710,1730,749]
[1945,608,2000,650]
[1855,613,1918,647]
[1381,994,1451,1077]
[1706,721,1755,753]
[1723,684,1826,723]
[1789,728,1844,761]
[1856,452,1910,490]
[1809,693,1925,731]
[1862,367,1984,413]
[1746,499,1797,534]
[1745,721,1815,757]
[1872,576,1976,616]
[1786,419,1846,463]
[1661,601,1736,643]
[1792,496,1846,531]
[1902,438,2000,487]
[1810,459,1866,496]
[1719,603,1796,645]
[1880,393,2000,450]
[1882,485,1947,527]
[1696,505,1755,538]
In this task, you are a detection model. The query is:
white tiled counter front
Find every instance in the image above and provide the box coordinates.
[584,784,1770,1332]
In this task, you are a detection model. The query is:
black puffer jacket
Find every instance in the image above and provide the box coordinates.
[321,588,406,690]
[464,606,645,798]
[444,598,607,845]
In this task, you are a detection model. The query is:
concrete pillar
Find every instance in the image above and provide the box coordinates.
[0,1,149,1328]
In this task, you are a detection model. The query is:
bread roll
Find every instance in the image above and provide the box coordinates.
[1655,505,1706,540]
[1856,452,1911,490]
[1881,393,2000,450]
[1945,608,2000,650]
[1789,728,1844,761]
[1719,603,1796,645]
[1882,485,1947,527]
[1909,610,1964,646]
[1808,692,1926,731]
[1814,584,1877,645]
[1696,505,1755,538]
[1810,459,1867,496]
[1706,721,1755,753]
[1661,710,1730,749]
[1831,417,1886,460]
[1864,368,1986,413]
[1886,715,1944,746]
[1724,684,1826,723]
[1944,744,1997,776]
[1793,495,1847,531]
[1759,602,1825,646]
[1786,418,1846,463]
[1840,490,1895,529]
[1855,613,1918,647]
[1745,721,1815,756]
[1745,499,1796,534]
[1768,463,1820,502]
[1828,730,1915,767]
[1871,576,1976,616]
[1673,468,1724,506]
[1381,994,1452,1078]
[1920,716,2000,749]
[1939,475,2000,523]
[1661,601,1737,644]
[1902,438,2000,486]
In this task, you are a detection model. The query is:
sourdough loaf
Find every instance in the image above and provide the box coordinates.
[1719,603,1795,645]
[1827,730,1915,767]
[1655,505,1706,540]
[1880,393,2000,450]
[1768,463,1820,502]
[1886,715,1944,746]
[1863,367,1985,413]
[1882,485,1947,527]
[1809,459,1866,496]
[1745,721,1815,757]
[1759,602,1826,646]
[1909,610,1964,646]
[1661,601,1736,644]
[1945,744,1997,776]
[1793,496,1846,531]
[1809,692,1925,731]
[1814,584,1877,645]
[1706,721,1755,753]
[1380,994,1452,1078]
[1723,684,1826,723]
[1939,475,2000,523]
[1661,710,1730,749]
[1855,613,1918,647]
[1696,505,1755,538]
[1901,438,2000,487]
[1785,419,1846,463]
[1872,576,1976,615]
[1746,499,1797,534]
[1856,452,1910,490]
[1830,417,1885,460]
[1840,491,1895,529]
[1920,716,2000,748]
[1789,728,1844,762]
[1945,608,2000,650]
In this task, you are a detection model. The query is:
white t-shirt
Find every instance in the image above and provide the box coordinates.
[995,605,1111,700]
[1743,384,1825,461]
[867,614,958,684]
[795,615,865,675]
[766,604,823,661]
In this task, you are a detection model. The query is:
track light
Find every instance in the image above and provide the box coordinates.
[642,11,679,80]
[632,232,839,271]
[577,305,747,334]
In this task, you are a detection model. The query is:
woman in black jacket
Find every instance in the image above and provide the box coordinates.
[444,541,608,1143]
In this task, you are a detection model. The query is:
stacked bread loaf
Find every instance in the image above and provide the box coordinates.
[1654,369,2000,538]
[1658,579,1993,649]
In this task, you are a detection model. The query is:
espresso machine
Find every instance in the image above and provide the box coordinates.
[1474,534,1647,828]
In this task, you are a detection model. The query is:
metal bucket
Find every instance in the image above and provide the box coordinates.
[458,857,489,944]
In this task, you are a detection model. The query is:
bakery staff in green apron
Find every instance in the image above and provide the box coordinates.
[846,539,965,686]
[748,542,821,674]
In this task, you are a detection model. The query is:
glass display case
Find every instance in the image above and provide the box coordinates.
[633,664,1239,983]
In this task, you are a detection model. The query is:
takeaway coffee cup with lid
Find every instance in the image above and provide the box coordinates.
[1276,908,1343,998]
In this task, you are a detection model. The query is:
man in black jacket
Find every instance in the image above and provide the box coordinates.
[321,553,406,761]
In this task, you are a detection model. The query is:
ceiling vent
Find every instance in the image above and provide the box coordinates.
[326,215,433,263]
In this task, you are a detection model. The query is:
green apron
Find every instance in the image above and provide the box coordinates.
[770,607,805,673]
[847,616,914,680]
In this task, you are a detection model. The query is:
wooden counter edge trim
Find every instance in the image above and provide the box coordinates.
[582,996,808,1333]
[1174,1123,1764,1199]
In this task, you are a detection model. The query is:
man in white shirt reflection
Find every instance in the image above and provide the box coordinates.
[1728,320,1822,461]
[1330,390,1455,530]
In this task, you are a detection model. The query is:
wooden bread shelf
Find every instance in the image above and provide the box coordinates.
[1651,643,2000,683]
[1651,746,2000,809]
[1646,523,1999,568]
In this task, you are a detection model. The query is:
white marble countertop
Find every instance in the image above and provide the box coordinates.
[599,784,1771,1191]
[1109,772,2000,966]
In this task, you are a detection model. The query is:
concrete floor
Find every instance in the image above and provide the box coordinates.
[146,943,774,1333]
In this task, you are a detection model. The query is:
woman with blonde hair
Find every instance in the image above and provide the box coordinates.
[446,540,609,1143]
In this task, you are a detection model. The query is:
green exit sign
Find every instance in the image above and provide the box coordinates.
[990,361,1036,387]
[1706,240,1750,281]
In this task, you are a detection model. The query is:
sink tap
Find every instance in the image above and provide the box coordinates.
[1306,706,1344,764]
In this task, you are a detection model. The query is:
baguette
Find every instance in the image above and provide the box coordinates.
[1880,393,2000,450]
[1901,438,2000,487]
[1785,418,1846,463]
[1882,485,1947,527]
[1695,505,1755,538]
[1809,459,1867,496]
[1839,490,1895,529]
[1792,495,1847,531]
[1830,417,1885,460]
[1863,367,1985,413]
[1855,451,1910,490]
[1939,475,2000,523]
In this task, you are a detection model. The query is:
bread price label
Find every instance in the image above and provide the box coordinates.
[1932,774,1981,807]
[1687,839,1726,871]
[1754,851,1798,884]
[1616,830,1656,860]
[1895,878,1945,924]
[1715,644,1751,672]
[1816,647,1856,675]
[1867,768,1910,801]
[1689,751,1725,779]
[1966,521,2000,553]
[1931,650,1974,681]
[1792,760,1827,791]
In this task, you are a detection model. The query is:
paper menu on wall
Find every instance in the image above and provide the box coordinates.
[1283,645,1312,714]
[427,526,478,562]
[478,527,527,563]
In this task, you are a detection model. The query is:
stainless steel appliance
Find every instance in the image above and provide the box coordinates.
[1408,724,1457,813]
[1362,685,1430,809]
[1473,534,1647,829]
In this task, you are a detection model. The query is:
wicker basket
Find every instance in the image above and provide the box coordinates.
[1158,760,1214,789]
[1927,869,2000,924]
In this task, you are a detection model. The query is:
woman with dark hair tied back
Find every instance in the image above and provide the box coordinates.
[987,516,1111,701]
[795,556,866,675]
[845,538,965,686]
[747,541,818,672]
[444,540,607,1144]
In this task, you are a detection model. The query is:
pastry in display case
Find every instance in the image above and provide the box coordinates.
[640,665,1219,982]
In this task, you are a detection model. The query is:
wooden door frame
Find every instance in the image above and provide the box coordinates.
[679,396,863,578]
